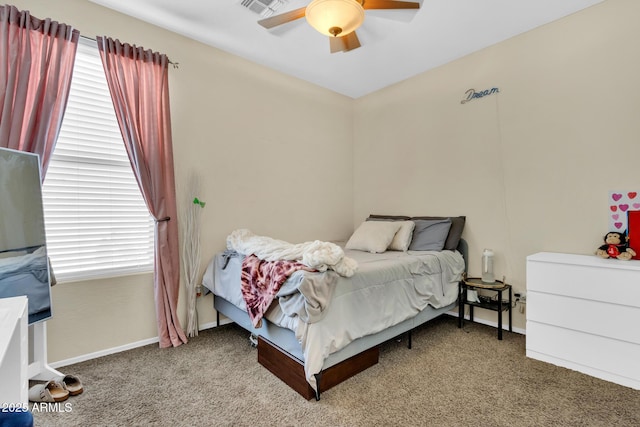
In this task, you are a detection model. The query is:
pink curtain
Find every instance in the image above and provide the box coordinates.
[96,36,187,348]
[0,5,79,176]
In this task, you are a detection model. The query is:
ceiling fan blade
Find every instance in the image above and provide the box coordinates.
[329,31,361,53]
[257,7,306,29]
[342,32,361,51]
[362,0,420,10]
[329,37,344,54]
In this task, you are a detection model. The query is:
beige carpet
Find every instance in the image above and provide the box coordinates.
[31,316,640,427]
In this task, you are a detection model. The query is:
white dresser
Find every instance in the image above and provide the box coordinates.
[526,252,640,390]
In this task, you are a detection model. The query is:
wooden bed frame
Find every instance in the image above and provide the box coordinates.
[215,295,455,400]
[213,239,468,400]
[258,335,380,400]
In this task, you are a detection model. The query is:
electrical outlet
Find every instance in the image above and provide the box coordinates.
[514,291,526,303]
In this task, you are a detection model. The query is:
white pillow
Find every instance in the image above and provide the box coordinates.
[387,221,415,252]
[345,221,402,253]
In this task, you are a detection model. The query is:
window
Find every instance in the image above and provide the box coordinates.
[42,38,154,282]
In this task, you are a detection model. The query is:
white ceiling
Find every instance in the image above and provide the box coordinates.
[89,0,604,98]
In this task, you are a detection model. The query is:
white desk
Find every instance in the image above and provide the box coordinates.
[0,296,28,405]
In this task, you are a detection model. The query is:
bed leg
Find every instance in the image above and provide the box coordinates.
[314,373,322,401]
[216,310,220,327]
[407,330,412,349]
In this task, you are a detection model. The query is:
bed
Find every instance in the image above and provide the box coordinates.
[202,215,467,400]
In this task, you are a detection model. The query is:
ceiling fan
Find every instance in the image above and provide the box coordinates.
[257,0,420,53]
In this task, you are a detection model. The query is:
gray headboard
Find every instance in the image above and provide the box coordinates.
[456,238,469,275]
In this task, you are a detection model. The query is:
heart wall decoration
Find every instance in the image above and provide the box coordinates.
[608,191,640,231]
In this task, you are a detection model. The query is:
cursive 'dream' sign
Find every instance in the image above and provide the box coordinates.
[461,87,499,104]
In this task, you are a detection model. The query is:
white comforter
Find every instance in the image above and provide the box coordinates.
[226,229,358,277]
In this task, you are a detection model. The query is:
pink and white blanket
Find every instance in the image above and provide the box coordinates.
[241,254,315,328]
[229,229,357,328]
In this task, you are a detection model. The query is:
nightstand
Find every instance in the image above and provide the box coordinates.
[458,276,512,340]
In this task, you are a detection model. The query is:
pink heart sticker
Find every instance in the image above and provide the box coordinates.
[610,205,618,212]
[633,203,640,209]
[612,193,623,201]
[629,192,638,199]
[612,214,619,220]
[615,222,623,229]
[620,204,629,212]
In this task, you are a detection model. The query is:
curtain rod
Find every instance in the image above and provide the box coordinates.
[81,35,179,68]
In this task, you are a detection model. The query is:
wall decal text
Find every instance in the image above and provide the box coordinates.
[461,87,500,104]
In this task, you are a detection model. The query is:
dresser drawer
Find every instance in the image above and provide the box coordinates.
[526,254,640,307]
[527,292,640,344]
[526,321,640,387]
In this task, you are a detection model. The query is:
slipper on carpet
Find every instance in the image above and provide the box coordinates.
[54,374,84,396]
[28,380,69,402]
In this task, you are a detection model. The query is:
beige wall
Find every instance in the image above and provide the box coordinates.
[9,0,638,361]
[11,0,353,362]
[354,0,640,330]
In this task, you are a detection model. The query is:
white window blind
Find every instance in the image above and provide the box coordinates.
[42,38,154,282]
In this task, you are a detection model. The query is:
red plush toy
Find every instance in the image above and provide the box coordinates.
[596,231,636,260]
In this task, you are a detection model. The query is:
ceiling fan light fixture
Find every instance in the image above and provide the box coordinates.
[305,0,365,37]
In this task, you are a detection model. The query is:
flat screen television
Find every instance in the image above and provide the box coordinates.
[0,146,52,324]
